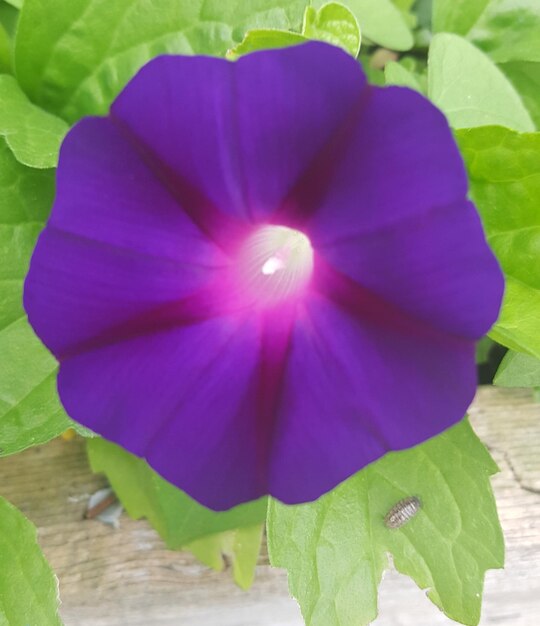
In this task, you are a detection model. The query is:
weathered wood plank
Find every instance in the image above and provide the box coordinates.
[0,387,538,625]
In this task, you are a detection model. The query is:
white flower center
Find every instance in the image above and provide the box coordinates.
[237,225,314,306]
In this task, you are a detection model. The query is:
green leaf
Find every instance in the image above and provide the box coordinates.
[303,3,361,57]
[391,0,414,11]
[186,523,264,590]
[433,0,540,64]
[415,0,433,29]
[14,0,306,122]
[0,139,76,457]
[0,495,62,625]
[494,350,540,388]
[456,127,540,357]
[0,318,73,457]
[3,0,21,9]
[268,419,503,626]
[0,2,18,37]
[428,33,534,131]
[390,0,417,28]
[476,336,494,364]
[468,0,540,64]
[228,2,362,61]
[0,137,53,331]
[432,0,490,35]
[359,52,385,85]
[499,61,540,129]
[0,75,68,168]
[87,437,268,548]
[0,22,10,73]
[384,60,423,92]
[227,29,306,60]
[312,0,413,51]
[230,3,362,60]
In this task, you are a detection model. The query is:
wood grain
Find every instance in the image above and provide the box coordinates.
[0,387,538,625]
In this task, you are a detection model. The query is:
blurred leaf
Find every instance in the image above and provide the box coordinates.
[0,495,61,625]
[415,0,433,29]
[313,0,413,50]
[268,419,503,626]
[227,29,306,59]
[0,75,68,168]
[432,0,489,35]
[476,336,494,364]
[392,0,414,10]
[390,0,417,29]
[433,0,540,64]
[499,61,540,129]
[0,2,18,36]
[468,0,540,64]
[3,0,21,8]
[359,52,385,85]
[384,60,423,92]
[428,33,534,131]
[87,437,267,547]
[0,139,76,457]
[456,127,540,357]
[303,3,361,57]
[494,351,540,388]
[186,523,264,589]
[0,21,10,72]
[15,0,306,122]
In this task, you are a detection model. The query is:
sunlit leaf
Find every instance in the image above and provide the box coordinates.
[0,75,68,168]
[0,139,75,456]
[428,33,534,131]
[312,0,413,51]
[0,495,61,625]
[15,0,307,122]
[268,419,503,626]
[456,127,540,357]
[227,29,306,59]
[302,3,361,57]
[494,350,540,388]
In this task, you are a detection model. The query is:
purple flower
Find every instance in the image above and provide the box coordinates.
[24,42,503,510]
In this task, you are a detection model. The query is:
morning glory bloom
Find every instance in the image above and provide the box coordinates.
[24,42,503,510]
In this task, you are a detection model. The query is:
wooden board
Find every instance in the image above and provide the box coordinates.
[0,387,539,625]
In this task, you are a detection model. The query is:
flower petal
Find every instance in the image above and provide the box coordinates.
[234,43,367,222]
[269,293,476,504]
[295,87,503,339]
[316,200,503,339]
[110,42,367,230]
[300,87,469,236]
[57,314,265,510]
[25,116,226,358]
[23,44,502,513]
